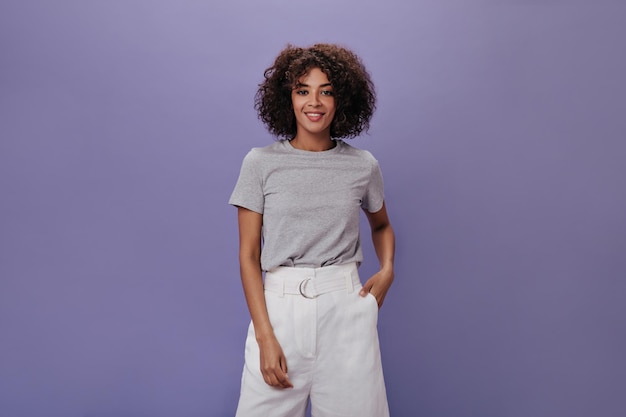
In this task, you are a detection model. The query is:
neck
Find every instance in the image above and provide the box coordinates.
[290,133,335,152]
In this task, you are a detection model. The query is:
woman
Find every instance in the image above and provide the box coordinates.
[229,43,395,417]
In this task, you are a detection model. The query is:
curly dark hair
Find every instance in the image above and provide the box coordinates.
[255,43,376,139]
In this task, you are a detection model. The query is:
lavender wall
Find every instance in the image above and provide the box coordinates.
[1,1,625,416]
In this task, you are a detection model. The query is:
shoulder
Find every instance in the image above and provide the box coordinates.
[246,141,289,157]
[242,141,288,163]
[336,140,379,166]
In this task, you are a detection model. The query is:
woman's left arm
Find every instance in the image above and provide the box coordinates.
[361,201,395,308]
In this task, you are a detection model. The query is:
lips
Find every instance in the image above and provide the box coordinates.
[305,112,324,122]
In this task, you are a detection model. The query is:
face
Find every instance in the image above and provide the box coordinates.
[291,67,336,138]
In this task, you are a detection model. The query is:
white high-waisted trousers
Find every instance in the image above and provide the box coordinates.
[235,262,389,417]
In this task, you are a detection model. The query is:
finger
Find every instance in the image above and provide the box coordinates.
[359,281,373,296]
[275,371,293,388]
[265,367,292,389]
[278,358,294,388]
[263,365,293,388]
[271,373,289,388]
[262,371,277,387]
[262,366,281,387]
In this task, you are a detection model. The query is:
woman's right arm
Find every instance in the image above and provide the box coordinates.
[237,206,293,389]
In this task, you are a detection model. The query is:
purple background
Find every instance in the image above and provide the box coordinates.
[1,1,625,416]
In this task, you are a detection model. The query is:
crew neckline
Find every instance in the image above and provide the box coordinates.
[285,139,342,154]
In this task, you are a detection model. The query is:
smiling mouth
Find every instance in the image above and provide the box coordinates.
[305,112,324,121]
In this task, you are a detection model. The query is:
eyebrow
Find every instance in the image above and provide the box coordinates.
[294,82,333,88]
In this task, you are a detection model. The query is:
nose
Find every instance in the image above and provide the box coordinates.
[308,93,321,107]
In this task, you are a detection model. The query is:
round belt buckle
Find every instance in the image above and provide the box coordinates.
[298,278,316,299]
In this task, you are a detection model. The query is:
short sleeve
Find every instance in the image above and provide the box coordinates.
[362,159,385,213]
[228,150,264,214]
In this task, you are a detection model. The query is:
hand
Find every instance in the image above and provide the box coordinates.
[359,268,394,309]
[257,335,294,389]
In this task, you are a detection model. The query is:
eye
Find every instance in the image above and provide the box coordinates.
[295,90,308,95]
[321,90,334,96]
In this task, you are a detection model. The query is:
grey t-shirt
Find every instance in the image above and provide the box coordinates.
[229,139,384,271]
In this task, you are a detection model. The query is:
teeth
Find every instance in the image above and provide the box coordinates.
[307,113,322,117]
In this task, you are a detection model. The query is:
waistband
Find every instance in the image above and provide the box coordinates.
[264,262,359,298]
